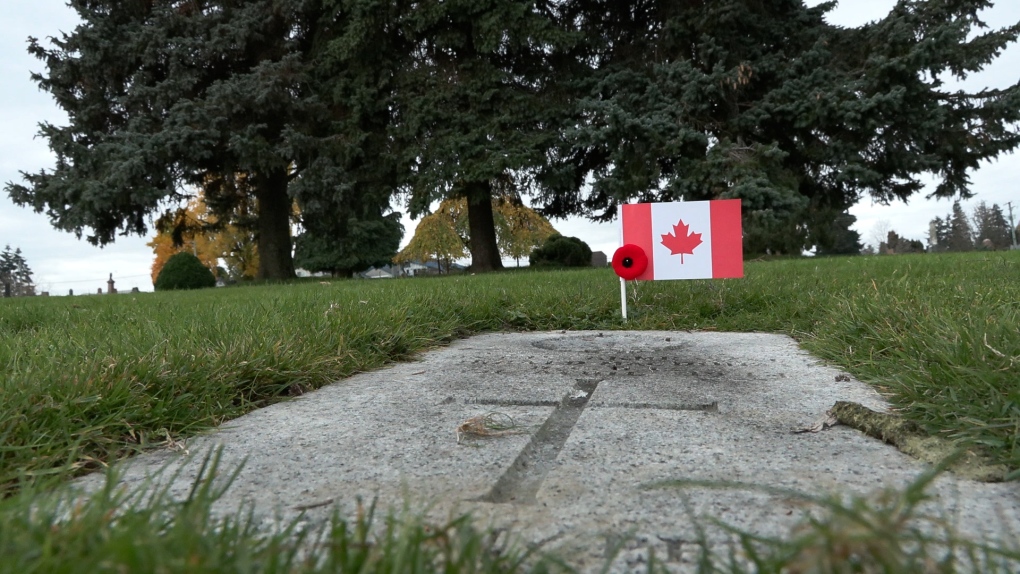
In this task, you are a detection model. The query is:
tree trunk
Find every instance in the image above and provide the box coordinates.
[465,180,504,273]
[254,168,296,280]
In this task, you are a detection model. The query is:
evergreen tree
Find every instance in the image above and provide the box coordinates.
[530,235,592,268]
[0,247,14,297]
[535,0,1020,253]
[5,1,390,280]
[813,211,863,256]
[971,201,1012,250]
[14,249,33,293]
[927,216,950,252]
[289,0,413,279]
[10,0,1019,266]
[989,204,1014,249]
[0,246,35,297]
[948,201,975,252]
[385,0,576,272]
[742,211,808,256]
[293,210,404,278]
[154,252,216,291]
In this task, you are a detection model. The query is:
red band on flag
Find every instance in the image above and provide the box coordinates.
[621,203,654,280]
[709,199,743,278]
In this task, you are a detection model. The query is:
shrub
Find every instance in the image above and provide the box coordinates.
[154,252,217,291]
[529,234,593,268]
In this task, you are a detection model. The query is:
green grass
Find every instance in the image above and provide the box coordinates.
[0,449,560,574]
[2,252,1018,490]
[1,252,1019,571]
[646,457,1020,573]
[2,449,1017,572]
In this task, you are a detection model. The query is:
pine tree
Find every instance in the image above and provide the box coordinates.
[535,0,1020,253]
[928,216,951,252]
[813,211,863,256]
[0,247,13,297]
[293,211,404,278]
[5,1,389,280]
[11,0,1018,266]
[971,201,1012,250]
[385,0,576,272]
[0,245,35,297]
[288,0,413,279]
[948,201,974,252]
[989,204,1013,250]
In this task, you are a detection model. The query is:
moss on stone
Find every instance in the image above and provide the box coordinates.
[831,401,1007,483]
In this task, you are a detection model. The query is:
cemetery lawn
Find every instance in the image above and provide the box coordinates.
[2,251,1019,493]
[0,251,1018,571]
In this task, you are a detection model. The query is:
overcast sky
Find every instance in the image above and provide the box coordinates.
[2,1,1018,295]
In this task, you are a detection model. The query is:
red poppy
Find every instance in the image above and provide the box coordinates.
[612,244,648,280]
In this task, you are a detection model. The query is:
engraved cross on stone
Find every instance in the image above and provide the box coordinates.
[462,379,718,504]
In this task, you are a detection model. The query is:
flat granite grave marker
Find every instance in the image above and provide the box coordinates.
[72,331,1020,572]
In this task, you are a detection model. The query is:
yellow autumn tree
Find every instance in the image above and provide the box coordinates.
[393,198,468,274]
[147,194,259,285]
[394,187,557,271]
[495,195,559,266]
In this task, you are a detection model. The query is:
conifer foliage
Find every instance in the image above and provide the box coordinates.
[535,0,1020,255]
[6,0,392,280]
[7,0,1020,267]
[0,246,35,297]
[971,201,1014,250]
[388,0,575,271]
[928,201,1016,252]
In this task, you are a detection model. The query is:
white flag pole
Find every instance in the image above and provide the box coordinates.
[618,208,628,321]
[620,277,628,321]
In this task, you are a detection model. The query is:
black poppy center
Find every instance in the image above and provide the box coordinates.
[622,257,634,268]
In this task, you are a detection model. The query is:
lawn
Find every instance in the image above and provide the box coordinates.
[1,252,1018,571]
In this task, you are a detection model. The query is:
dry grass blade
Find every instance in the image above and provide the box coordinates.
[160,429,189,455]
[456,412,528,444]
[793,410,839,434]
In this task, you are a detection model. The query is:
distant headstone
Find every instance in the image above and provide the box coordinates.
[69,289,74,296]
[97,288,103,295]
[3,283,9,298]
[107,273,117,294]
[131,287,140,293]
[41,292,49,297]
[591,251,608,267]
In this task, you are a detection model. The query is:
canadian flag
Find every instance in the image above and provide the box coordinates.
[616,200,743,280]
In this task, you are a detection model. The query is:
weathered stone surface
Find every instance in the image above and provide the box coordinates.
[72,331,1020,572]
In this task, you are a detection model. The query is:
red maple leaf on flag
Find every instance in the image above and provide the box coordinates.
[661,219,703,264]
